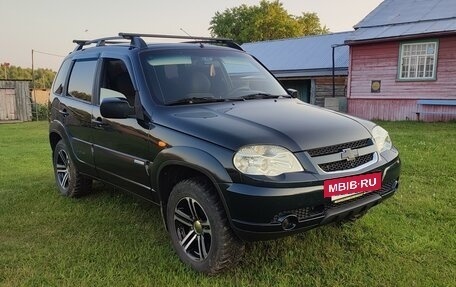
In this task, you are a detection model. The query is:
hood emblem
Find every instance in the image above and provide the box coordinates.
[341,148,359,161]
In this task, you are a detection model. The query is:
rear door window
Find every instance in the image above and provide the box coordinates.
[52,59,71,95]
[67,60,98,102]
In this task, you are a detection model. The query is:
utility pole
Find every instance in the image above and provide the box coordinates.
[331,44,347,98]
[31,49,38,120]
[30,49,65,120]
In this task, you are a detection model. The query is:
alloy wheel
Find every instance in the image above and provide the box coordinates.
[55,149,70,190]
[173,197,212,261]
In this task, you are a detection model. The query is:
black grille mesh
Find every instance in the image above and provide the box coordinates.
[307,139,373,157]
[319,153,374,172]
[273,205,325,222]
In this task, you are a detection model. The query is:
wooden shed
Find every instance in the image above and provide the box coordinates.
[0,80,32,122]
[243,32,351,112]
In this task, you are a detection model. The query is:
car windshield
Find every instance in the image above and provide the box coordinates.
[140,48,287,105]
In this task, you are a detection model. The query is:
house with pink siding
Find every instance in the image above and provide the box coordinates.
[346,0,456,121]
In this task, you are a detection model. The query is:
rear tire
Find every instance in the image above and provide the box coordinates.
[166,178,244,274]
[53,140,92,197]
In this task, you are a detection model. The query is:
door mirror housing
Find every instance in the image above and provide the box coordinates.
[100,97,134,119]
[287,88,298,98]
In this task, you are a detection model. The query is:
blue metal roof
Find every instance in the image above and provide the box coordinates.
[242,32,352,77]
[349,0,456,42]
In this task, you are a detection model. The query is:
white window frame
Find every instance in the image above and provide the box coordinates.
[398,40,438,81]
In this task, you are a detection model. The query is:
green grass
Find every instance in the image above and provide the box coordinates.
[1,121,455,287]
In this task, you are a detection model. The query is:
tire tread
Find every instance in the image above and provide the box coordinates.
[54,140,92,198]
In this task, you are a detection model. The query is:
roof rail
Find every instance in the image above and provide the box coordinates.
[183,40,243,51]
[72,36,128,52]
[118,32,244,51]
[72,33,244,52]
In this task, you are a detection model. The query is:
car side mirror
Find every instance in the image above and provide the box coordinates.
[287,88,298,98]
[100,97,133,119]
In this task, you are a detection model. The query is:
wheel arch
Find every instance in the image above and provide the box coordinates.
[49,131,62,152]
[49,120,69,152]
[48,121,86,174]
[151,147,234,230]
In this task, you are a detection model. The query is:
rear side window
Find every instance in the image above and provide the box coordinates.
[51,59,71,95]
[67,60,98,102]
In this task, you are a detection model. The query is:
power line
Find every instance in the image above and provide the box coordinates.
[32,50,65,58]
[31,49,65,121]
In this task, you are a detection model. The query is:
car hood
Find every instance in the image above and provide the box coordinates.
[154,99,373,152]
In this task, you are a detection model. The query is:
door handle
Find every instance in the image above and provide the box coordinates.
[58,109,69,117]
[91,117,108,128]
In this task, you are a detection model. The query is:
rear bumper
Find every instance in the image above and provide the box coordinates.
[221,157,401,241]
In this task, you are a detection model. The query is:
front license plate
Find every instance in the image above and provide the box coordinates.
[324,172,382,201]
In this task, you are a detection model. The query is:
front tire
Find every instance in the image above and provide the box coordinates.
[53,140,92,197]
[166,179,244,274]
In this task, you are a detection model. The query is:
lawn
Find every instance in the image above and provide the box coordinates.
[0,121,455,287]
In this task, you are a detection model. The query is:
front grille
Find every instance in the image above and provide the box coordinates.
[272,205,325,223]
[319,153,374,172]
[307,138,372,157]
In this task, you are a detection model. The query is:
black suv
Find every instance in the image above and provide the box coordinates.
[49,33,401,274]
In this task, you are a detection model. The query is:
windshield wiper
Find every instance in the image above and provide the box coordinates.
[167,96,226,106]
[230,93,290,101]
[166,94,290,105]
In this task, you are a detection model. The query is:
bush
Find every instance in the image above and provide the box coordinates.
[31,103,49,121]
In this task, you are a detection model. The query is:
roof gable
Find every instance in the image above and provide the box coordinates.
[349,0,456,43]
[355,0,456,28]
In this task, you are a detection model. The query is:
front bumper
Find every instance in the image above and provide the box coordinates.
[220,156,401,241]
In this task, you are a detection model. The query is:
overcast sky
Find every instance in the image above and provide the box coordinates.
[0,0,383,70]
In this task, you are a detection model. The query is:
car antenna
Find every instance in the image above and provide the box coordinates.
[180,28,204,48]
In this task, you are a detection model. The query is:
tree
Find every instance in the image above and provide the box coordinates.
[209,0,329,44]
[297,12,330,36]
[1,65,56,89]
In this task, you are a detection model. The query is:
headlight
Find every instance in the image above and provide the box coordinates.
[372,126,392,153]
[233,145,303,176]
